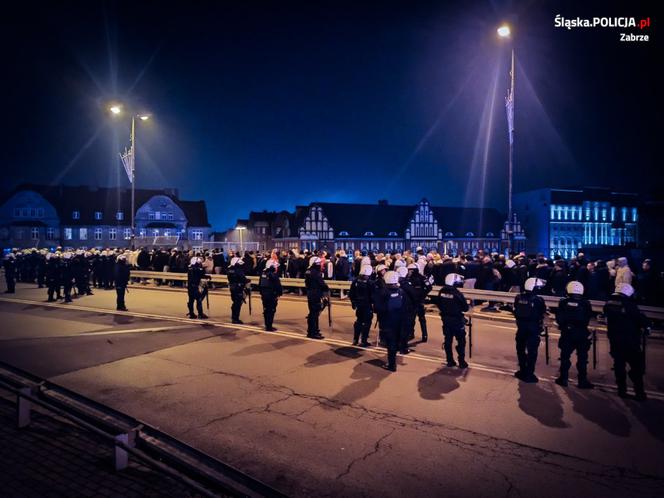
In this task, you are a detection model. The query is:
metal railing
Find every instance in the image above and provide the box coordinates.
[129,270,664,321]
[0,361,286,498]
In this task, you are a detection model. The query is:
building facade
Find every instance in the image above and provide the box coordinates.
[513,187,639,258]
[0,185,212,250]
[225,199,525,255]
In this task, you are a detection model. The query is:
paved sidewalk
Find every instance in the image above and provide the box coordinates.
[0,396,201,498]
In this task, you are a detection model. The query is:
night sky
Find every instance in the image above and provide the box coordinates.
[2,0,660,230]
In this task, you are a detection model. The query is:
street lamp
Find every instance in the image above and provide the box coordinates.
[235,226,246,253]
[109,104,151,249]
[498,24,515,254]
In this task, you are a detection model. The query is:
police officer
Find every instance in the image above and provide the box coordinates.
[187,256,210,319]
[349,265,374,347]
[36,250,47,289]
[513,277,547,383]
[397,265,417,354]
[46,252,61,301]
[434,273,469,368]
[227,256,250,324]
[259,259,282,331]
[374,271,405,372]
[408,263,433,342]
[604,283,650,400]
[555,281,594,389]
[61,252,74,303]
[3,253,16,293]
[114,254,131,311]
[304,257,328,339]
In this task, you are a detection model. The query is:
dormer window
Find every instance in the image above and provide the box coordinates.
[445,232,454,237]
[364,231,374,237]
[388,231,398,237]
[116,211,124,221]
[486,232,494,237]
[72,211,80,220]
[339,231,349,236]
[94,211,103,220]
[465,232,475,237]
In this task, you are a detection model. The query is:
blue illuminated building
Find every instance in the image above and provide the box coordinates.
[513,187,638,259]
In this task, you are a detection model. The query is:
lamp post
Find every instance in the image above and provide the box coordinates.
[236,226,246,253]
[110,105,150,249]
[498,24,515,254]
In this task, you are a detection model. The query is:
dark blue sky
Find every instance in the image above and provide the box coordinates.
[2,0,660,230]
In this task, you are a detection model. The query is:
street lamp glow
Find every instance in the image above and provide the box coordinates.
[109,105,122,114]
[139,114,150,121]
[497,25,511,38]
[235,226,246,230]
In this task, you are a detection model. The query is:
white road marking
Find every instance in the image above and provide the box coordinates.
[1,296,662,400]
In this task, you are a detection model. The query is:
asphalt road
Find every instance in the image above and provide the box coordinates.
[1,282,663,498]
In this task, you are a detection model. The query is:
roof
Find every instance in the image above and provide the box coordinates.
[1,184,210,227]
[516,187,639,206]
[305,201,505,238]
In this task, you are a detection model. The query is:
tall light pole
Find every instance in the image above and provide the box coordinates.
[498,24,515,254]
[236,226,246,253]
[111,105,150,249]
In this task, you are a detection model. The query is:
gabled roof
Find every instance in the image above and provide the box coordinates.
[316,203,412,237]
[1,184,210,227]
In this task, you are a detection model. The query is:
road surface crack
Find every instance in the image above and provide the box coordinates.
[335,428,396,480]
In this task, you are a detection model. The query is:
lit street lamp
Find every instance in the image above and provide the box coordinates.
[498,24,515,254]
[110,104,151,249]
[235,226,246,253]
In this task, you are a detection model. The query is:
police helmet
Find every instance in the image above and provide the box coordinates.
[230,257,244,266]
[375,264,387,273]
[117,254,127,262]
[396,266,408,279]
[359,265,373,277]
[5,253,15,260]
[566,281,584,296]
[190,256,202,265]
[63,252,72,260]
[445,273,464,287]
[361,256,371,266]
[265,259,278,270]
[616,283,634,297]
[505,259,516,269]
[384,271,399,285]
[407,263,418,270]
[310,257,321,266]
[524,277,546,292]
[394,259,406,269]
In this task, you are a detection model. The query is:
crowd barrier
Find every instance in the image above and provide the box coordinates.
[129,270,664,322]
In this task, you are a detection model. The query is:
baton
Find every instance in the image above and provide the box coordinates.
[545,325,549,365]
[467,315,473,359]
[327,298,332,328]
[206,286,210,310]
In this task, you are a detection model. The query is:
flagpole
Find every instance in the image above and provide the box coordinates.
[130,115,136,250]
[507,48,515,253]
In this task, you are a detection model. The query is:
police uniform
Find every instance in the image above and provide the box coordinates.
[604,291,649,400]
[408,269,432,342]
[46,255,61,301]
[374,283,405,371]
[61,255,74,303]
[304,264,328,339]
[3,255,16,293]
[513,290,546,382]
[434,284,469,367]
[114,257,131,311]
[555,294,594,388]
[227,261,250,323]
[398,273,417,354]
[348,276,374,346]
[187,260,209,319]
[259,266,282,331]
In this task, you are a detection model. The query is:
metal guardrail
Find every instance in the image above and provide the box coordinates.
[0,361,286,498]
[130,270,664,321]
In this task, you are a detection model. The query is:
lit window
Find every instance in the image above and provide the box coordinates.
[109,228,117,240]
[46,228,55,240]
[364,231,374,236]
[72,211,80,220]
[79,228,87,240]
[152,229,159,236]
[94,228,103,240]
[64,228,73,240]
[148,212,155,220]
[168,213,174,221]
[124,228,132,239]
[31,227,39,239]
[164,230,170,237]
[621,207,627,221]
[632,208,638,222]
[611,207,616,221]
[94,211,103,220]
[139,229,146,237]
[116,211,124,221]
[192,230,203,240]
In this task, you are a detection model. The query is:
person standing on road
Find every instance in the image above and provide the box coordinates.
[554,281,595,389]
[61,252,74,303]
[259,259,282,331]
[374,271,405,372]
[603,283,650,401]
[512,277,547,383]
[349,265,374,347]
[304,257,328,339]
[3,252,16,293]
[187,256,210,319]
[408,263,432,343]
[114,254,131,311]
[45,252,61,301]
[227,256,249,324]
[397,265,417,354]
[433,273,469,368]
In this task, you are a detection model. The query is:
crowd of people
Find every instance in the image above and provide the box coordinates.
[1,245,658,401]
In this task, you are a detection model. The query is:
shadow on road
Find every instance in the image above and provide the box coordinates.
[626,397,664,443]
[417,367,466,401]
[330,359,391,405]
[304,346,363,368]
[517,381,569,428]
[112,314,134,325]
[566,388,631,437]
[232,337,302,357]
